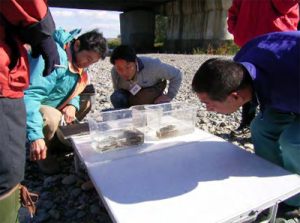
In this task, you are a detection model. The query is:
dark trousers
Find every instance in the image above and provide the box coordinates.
[0,98,26,195]
[110,80,167,109]
[110,89,131,109]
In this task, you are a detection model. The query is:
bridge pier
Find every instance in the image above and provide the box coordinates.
[120,10,155,52]
[159,0,233,53]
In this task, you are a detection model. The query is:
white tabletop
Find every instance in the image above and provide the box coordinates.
[72,129,300,223]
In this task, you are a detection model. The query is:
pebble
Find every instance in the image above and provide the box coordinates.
[81,180,94,191]
[39,200,54,210]
[21,54,252,223]
[244,143,254,152]
[76,211,86,218]
[48,209,60,220]
[90,204,101,214]
[70,188,82,198]
[64,209,77,218]
[35,210,50,222]
[62,175,77,185]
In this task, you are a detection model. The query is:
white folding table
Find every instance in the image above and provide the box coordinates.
[71,129,300,223]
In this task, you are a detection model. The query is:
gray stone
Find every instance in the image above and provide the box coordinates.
[35,209,50,222]
[64,209,77,218]
[244,143,254,153]
[39,191,51,200]
[40,200,54,210]
[81,180,94,191]
[62,175,77,185]
[90,204,101,214]
[48,208,60,220]
[76,210,86,218]
[71,188,82,198]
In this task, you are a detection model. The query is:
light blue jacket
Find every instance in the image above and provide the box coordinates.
[24,28,82,141]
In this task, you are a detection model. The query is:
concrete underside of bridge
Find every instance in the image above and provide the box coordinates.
[48,0,233,53]
[48,0,170,12]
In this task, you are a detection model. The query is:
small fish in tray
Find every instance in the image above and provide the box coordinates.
[122,129,144,146]
[156,124,179,139]
[98,136,119,151]
[95,128,144,152]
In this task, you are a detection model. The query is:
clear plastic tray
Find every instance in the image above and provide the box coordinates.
[131,102,197,140]
[88,109,144,152]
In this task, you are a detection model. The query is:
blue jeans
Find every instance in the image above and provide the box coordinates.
[111,81,167,109]
[251,108,300,206]
[110,89,131,109]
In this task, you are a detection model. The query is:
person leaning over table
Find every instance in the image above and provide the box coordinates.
[0,0,60,221]
[24,28,107,175]
[192,31,300,220]
[227,0,299,132]
[109,45,182,109]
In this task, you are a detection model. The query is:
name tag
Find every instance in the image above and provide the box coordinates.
[129,83,142,95]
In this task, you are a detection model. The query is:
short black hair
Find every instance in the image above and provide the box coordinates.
[110,45,137,64]
[77,29,107,59]
[192,58,252,101]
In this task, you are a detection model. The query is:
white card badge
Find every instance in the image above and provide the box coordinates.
[129,83,142,95]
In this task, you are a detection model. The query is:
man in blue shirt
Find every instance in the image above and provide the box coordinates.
[192,31,300,219]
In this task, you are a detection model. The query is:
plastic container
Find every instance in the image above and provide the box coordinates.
[131,105,147,128]
[88,109,144,152]
[131,102,197,140]
[156,103,197,139]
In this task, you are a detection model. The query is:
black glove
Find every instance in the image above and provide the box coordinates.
[31,36,60,76]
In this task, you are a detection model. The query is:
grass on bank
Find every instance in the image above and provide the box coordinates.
[107,38,121,50]
[109,38,239,56]
[192,41,240,55]
[156,40,239,55]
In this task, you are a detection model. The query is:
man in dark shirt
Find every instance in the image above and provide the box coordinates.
[227,0,299,132]
[192,31,300,219]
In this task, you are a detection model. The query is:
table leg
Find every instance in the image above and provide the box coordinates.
[74,153,81,174]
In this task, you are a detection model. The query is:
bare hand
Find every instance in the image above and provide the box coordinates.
[30,139,47,161]
[61,105,76,124]
[154,95,171,104]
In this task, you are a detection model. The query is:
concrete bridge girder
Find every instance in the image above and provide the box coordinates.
[48,0,170,12]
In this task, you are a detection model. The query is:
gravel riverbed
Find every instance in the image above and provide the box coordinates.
[20,54,252,223]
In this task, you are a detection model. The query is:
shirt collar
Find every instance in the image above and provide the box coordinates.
[239,62,259,106]
[136,57,144,72]
[239,62,256,80]
[65,43,84,75]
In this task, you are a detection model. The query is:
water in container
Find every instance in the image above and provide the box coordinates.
[88,109,144,152]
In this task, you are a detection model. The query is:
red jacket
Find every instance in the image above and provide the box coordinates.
[227,0,299,47]
[0,0,48,98]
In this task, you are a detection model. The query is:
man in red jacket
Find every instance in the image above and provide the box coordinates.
[0,1,59,221]
[227,0,299,132]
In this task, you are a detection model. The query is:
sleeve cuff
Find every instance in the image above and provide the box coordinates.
[19,9,56,46]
